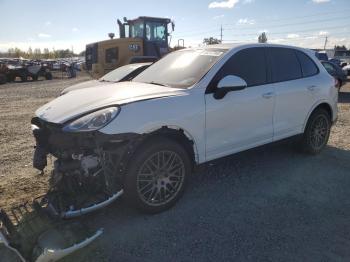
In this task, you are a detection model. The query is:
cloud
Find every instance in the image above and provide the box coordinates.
[287,33,299,39]
[72,27,79,32]
[319,31,329,36]
[243,0,254,3]
[312,0,330,3]
[237,18,255,25]
[38,33,51,38]
[45,21,51,26]
[213,14,225,19]
[209,0,239,9]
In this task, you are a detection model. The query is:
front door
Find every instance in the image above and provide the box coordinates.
[205,47,275,161]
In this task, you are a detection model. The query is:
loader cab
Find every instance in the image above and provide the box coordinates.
[86,16,173,78]
[121,16,173,59]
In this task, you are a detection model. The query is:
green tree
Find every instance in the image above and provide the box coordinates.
[27,47,33,59]
[203,37,221,45]
[258,32,268,43]
[33,48,41,59]
[43,48,50,59]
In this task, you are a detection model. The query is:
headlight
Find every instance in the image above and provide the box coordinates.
[63,107,120,132]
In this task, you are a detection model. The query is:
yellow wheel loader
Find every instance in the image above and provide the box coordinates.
[86,16,174,78]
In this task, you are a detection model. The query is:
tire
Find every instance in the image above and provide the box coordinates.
[0,73,6,85]
[124,137,191,213]
[45,72,53,80]
[337,79,342,91]
[20,74,27,82]
[300,108,331,154]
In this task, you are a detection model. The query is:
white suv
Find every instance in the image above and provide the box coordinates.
[32,44,338,214]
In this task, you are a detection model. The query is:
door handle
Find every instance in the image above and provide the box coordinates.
[262,92,274,99]
[307,85,316,91]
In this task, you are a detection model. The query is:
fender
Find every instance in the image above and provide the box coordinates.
[142,124,201,164]
[302,99,334,132]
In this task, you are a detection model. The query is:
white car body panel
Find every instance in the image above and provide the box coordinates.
[35,43,338,165]
[100,87,206,163]
[35,82,185,124]
[204,83,274,161]
[60,80,104,95]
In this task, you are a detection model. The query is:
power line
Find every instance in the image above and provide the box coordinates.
[224,16,349,31]
[175,24,350,41]
[174,9,350,35]
[223,8,350,26]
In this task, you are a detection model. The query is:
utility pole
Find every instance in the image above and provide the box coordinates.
[323,36,328,50]
[220,25,223,43]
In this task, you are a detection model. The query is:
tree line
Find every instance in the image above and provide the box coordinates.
[0,47,85,59]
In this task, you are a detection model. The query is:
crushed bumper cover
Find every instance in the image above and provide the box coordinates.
[0,200,103,262]
[31,117,140,218]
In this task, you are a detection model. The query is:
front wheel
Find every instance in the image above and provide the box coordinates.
[124,138,191,213]
[300,108,331,154]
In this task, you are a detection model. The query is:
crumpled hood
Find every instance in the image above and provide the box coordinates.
[60,80,109,95]
[36,82,185,124]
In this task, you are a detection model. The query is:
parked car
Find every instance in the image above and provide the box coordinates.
[0,63,9,84]
[315,51,329,61]
[342,64,350,76]
[60,62,152,95]
[31,44,338,215]
[321,60,347,89]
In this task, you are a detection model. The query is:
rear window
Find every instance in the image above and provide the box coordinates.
[269,47,302,82]
[295,51,319,77]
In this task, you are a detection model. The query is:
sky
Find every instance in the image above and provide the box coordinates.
[0,0,349,53]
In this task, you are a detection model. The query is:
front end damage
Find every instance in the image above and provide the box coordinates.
[0,117,138,261]
[0,199,103,262]
[31,117,137,218]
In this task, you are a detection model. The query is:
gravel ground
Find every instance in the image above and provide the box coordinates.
[0,76,349,262]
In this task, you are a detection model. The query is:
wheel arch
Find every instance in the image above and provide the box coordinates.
[138,126,198,168]
[303,101,333,132]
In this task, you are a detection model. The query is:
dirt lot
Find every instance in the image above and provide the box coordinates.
[0,76,350,261]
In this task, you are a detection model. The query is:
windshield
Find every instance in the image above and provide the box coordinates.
[100,64,144,82]
[130,21,144,38]
[133,49,226,88]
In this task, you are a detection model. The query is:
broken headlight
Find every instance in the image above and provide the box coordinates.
[63,106,120,132]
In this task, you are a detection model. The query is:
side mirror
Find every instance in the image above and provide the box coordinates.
[214,75,247,99]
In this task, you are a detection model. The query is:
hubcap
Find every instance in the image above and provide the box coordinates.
[136,150,185,206]
[310,115,329,150]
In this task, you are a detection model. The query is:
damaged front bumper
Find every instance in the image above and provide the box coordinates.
[0,200,102,262]
[31,117,140,219]
[0,118,142,261]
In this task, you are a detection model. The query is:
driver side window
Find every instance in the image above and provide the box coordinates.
[212,47,267,88]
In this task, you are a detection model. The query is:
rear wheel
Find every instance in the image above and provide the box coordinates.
[45,72,53,80]
[20,74,27,82]
[300,108,331,154]
[124,138,191,213]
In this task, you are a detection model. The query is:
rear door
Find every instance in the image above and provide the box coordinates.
[205,47,275,160]
[268,47,320,140]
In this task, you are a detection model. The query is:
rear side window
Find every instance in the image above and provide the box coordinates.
[295,50,319,77]
[269,47,302,82]
[213,47,267,87]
